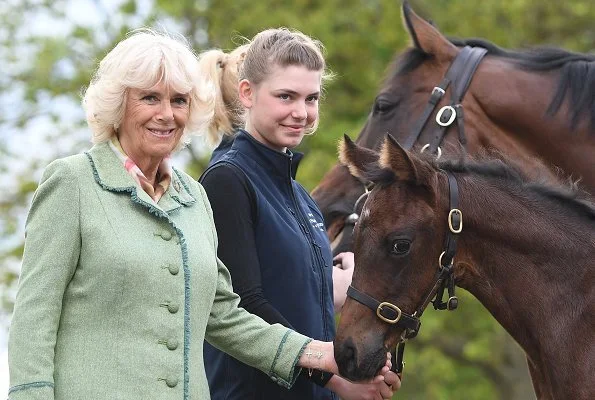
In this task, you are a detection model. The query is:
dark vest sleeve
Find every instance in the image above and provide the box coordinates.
[200,165,333,388]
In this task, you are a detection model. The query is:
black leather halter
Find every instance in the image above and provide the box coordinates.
[340,46,486,250]
[346,171,462,373]
[340,47,484,374]
[401,46,488,156]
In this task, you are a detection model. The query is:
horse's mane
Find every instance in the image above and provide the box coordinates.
[363,154,595,221]
[395,37,595,131]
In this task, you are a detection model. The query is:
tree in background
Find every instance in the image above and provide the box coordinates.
[1,1,593,398]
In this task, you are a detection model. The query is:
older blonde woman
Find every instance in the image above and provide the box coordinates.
[7,30,393,400]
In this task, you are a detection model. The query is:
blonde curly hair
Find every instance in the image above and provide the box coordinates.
[82,28,215,151]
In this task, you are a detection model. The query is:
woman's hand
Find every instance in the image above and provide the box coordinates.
[299,343,400,397]
[332,252,355,311]
[326,352,401,400]
[298,341,338,374]
[333,252,355,269]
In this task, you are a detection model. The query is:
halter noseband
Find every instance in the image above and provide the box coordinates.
[346,170,462,372]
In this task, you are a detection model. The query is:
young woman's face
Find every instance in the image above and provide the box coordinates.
[119,81,190,165]
[240,64,321,152]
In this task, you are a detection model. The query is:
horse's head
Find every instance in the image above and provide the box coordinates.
[312,2,479,255]
[314,1,595,255]
[334,134,448,381]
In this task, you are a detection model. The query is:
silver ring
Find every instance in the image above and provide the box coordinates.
[436,105,456,126]
[420,144,442,160]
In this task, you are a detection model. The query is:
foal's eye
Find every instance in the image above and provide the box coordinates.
[391,239,411,255]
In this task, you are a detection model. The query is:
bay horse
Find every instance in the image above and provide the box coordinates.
[312,1,595,255]
[333,135,595,399]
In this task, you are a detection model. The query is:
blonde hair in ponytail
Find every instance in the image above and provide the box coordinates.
[197,44,249,144]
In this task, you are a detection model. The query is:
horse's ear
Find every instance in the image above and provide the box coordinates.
[401,1,457,61]
[380,135,432,185]
[338,134,379,179]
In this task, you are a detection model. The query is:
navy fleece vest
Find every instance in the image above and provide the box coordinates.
[202,131,336,400]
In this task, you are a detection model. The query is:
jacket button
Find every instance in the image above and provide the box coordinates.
[167,303,179,314]
[166,377,178,388]
[166,339,179,351]
[168,265,179,275]
[155,231,173,241]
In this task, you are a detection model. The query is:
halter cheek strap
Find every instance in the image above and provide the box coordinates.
[403,46,488,155]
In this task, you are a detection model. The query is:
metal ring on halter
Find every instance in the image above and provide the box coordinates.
[345,213,359,225]
[420,144,442,159]
[436,105,456,126]
[438,251,448,269]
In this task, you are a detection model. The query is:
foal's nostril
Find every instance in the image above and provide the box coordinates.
[335,337,358,380]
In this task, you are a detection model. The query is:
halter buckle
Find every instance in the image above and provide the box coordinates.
[431,86,445,96]
[448,208,463,233]
[376,302,402,324]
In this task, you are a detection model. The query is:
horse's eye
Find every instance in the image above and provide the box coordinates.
[373,97,395,114]
[391,239,411,255]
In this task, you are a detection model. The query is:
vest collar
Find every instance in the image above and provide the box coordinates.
[231,130,304,179]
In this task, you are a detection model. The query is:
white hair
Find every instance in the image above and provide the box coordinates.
[82,28,215,150]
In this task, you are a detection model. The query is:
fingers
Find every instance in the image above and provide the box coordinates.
[383,371,401,390]
[379,352,400,398]
[379,381,394,399]
[333,252,355,270]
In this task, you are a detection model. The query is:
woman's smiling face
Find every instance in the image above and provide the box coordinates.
[119,81,190,165]
[240,64,322,152]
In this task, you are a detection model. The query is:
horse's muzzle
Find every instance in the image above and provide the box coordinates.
[334,336,387,381]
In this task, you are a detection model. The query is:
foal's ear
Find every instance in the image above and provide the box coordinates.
[339,134,379,179]
[380,135,432,185]
[402,1,457,61]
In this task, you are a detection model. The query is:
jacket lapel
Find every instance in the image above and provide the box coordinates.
[86,142,195,215]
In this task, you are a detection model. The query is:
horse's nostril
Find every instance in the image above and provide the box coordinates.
[335,337,358,379]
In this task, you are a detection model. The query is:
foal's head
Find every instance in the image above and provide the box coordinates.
[334,135,451,380]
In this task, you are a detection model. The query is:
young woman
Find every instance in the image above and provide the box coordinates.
[199,28,400,400]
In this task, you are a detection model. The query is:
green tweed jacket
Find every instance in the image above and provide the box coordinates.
[8,142,310,400]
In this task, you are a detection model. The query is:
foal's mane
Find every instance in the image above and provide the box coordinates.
[393,37,595,131]
[439,158,595,220]
[364,155,595,221]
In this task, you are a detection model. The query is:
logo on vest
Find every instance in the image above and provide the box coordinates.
[308,212,325,232]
